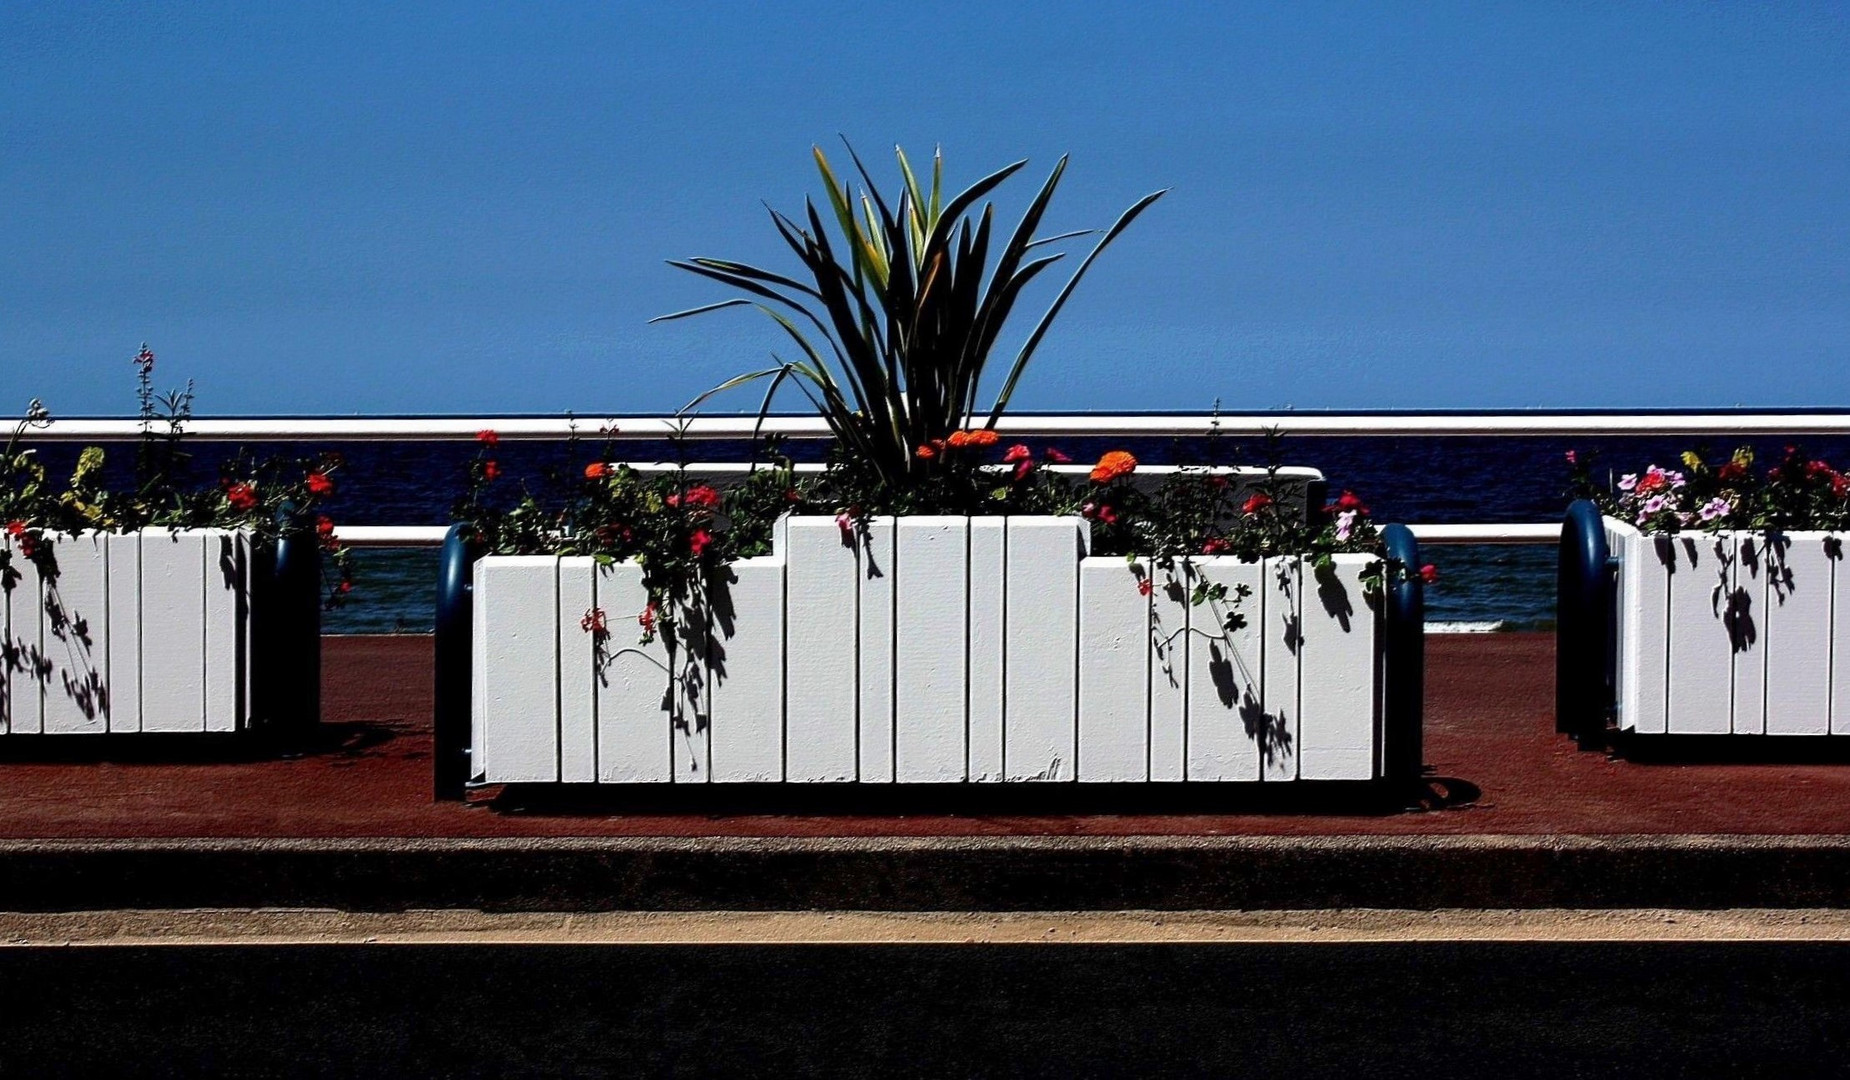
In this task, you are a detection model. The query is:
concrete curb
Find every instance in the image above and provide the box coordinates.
[6,834,1850,912]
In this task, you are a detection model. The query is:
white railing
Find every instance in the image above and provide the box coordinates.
[25,409,1850,441]
[31,411,1846,547]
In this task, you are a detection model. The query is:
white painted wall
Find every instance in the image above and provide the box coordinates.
[471,516,1388,784]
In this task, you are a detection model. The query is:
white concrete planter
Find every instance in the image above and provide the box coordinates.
[2,528,255,734]
[469,515,1392,785]
[1604,518,1849,735]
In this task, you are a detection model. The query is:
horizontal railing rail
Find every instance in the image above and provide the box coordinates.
[23,409,1850,441]
[335,523,1559,547]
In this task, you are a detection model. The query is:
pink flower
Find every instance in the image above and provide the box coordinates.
[1334,509,1357,542]
[1419,564,1439,585]
[1042,448,1072,464]
[1002,444,1032,464]
[1698,497,1732,522]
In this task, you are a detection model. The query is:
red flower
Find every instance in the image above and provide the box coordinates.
[585,462,609,479]
[1807,460,1836,480]
[1836,474,1850,500]
[134,346,156,374]
[1335,490,1369,514]
[836,509,857,540]
[785,489,802,503]
[1242,492,1273,515]
[338,580,353,594]
[1202,538,1232,555]
[689,529,713,557]
[316,515,336,538]
[678,485,721,509]
[476,429,499,448]
[1419,564,1439,585]
[1002,444,1032,464]
[580,607,608,635]
[225,482,259,511]
[482,460,500,482]
[1717,462,1749,483]
[306,471,335,496]
[1137,577,1154,597]
[4,520,23,538]
[1096,504,1119,526]
[1043,448,1072,464]
[639,602,658,637]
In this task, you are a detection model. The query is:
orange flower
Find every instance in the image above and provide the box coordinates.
[946,430,971,448]
[967,428,998,447]
[585,462,609,479]
[1089,451,1138,484]
[916,444,937,460]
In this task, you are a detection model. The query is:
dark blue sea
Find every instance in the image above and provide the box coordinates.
[30,427,1850,635]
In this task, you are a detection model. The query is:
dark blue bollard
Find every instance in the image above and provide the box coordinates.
[434,523,481,800]
[1380,523,1425,789]
[1557,499,1615,748]
[251,530,322,743]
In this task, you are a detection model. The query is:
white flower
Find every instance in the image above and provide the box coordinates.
[1334,509,1357,541]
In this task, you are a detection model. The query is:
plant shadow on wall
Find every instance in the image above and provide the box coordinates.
[1,346,355,736]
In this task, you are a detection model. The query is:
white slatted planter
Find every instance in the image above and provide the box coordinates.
[2,529,256,735]
[469,516,1396,786]
[1601,518,1847,736]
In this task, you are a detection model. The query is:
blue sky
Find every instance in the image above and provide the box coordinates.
[5,2,1847,416]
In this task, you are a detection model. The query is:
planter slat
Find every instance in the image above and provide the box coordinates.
[1148,565,1189,782]
[1299,556,1379,780]
[1185,558,1265,781]
[1764,535,1834,735]
[895,518,969,783]
[1732,534,1768,734]
[1077,557,1151,782]
[557,558,597,783]
[1665,534,1734,735]
[1261,556,1302,781]
[967,518,1006,783]
[1612,526,1669,733]
[592,562,672,784]
[709,556,785,782]
[476,556,562,781]
[41,533,108,734]
[5,534,46,734]
[140,532,209,733]
[670,597,710,783]
[784,518,858,782]
[1003,518,1084,782]
[1835,545,1850,735]
[203,532,245,733]
[105,533,143,733]
[856,517,896,783]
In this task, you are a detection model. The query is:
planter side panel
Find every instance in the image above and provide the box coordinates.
[140,531,208,733]
[1262,556,1303,781]
[557,559,597,783]
[1003,519,1084,781]
[1298,555,1380,780]
[593,562,672,784]
[709,556,786,783]
[1836,538,1850,735]
[41,533,109,734]
[1614,526,1669,734]
[1077,557,1152,782]
[475,557,562,782]
[105,533,143,733]
[1762,533,1833,736]
[895,519,968,782]
[1185,558,1265,782]
[202,531,246,733]
[857,517,896,783]
[784,519,858,782]
[968,519,1006,782]
[1732,533,1768,734]
[4,534,45,733]
[1148,565,1189,782]
[1666,533,1734,735]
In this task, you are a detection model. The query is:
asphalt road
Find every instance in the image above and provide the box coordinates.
[4,942,1849,1077]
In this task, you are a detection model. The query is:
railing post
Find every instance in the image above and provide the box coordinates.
[1556,500,1614,748]
[1380,523,1424,790]
[434,523,481,799]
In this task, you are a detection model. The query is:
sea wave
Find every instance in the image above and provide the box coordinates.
[1425,620,1510,633]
